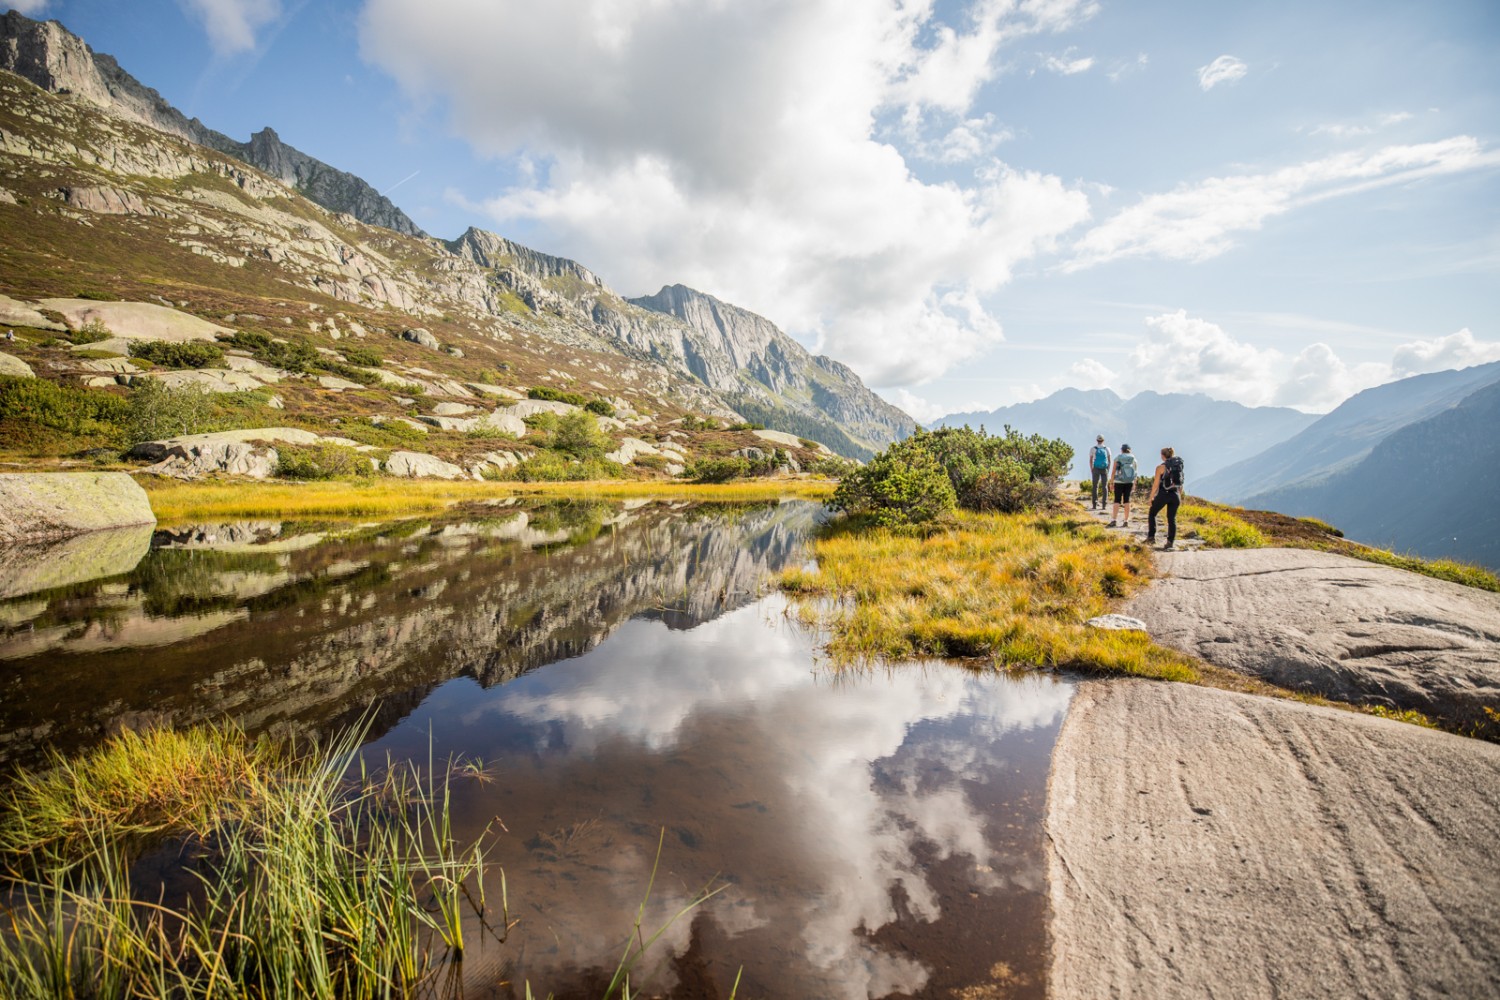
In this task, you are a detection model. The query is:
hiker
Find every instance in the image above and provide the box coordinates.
[1087,435,1111,510]
[1145,446,1186,550]
[1107,444,1138,528]
[3,329,13,342]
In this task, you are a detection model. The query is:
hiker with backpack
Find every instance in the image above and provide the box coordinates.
[1107,444,1138,528]
[1088,435,1111,510]
[1145,446,1186,550]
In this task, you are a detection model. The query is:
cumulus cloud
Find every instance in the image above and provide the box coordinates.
[1197,54,1247,91]
[1068,137,1500,270]
[177,0,282,54]
[901,114,1014,164]
[1391,328,1500,376]
[1110,311,1499,411]
[358,0,1097,388]
[1067,357,1116,389]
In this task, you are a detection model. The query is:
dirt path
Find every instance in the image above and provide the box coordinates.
[1046,679,1500,999]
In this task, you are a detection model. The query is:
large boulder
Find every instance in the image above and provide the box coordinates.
[504,399,579,418]
[606,437,663,466]
[0,472,156,543]
[136,440,279,480]
[37,299,233,342]
[401,328,440,350]
[384,451,466,479]
[0,351,34,378]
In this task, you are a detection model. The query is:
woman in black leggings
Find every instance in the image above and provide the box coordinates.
[1145,446,1184,551]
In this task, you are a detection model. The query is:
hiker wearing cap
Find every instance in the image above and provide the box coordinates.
[1087,435,1111,510]
[1107,444,1138,528]
[1145,446,1186,550]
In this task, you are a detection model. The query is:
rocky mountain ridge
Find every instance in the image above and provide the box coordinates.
[0,12,912,460]
[0,10,424,236]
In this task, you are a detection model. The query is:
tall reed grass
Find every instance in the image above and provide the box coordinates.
[0,722,491,999]
[782,510,1198,681]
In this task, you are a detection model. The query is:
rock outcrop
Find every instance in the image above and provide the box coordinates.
[0,351,33,377]
[0,292,65,331]
[0,10,424,236]
[384,451,466,479]
[37,298,232,342]
[0,471,155,542]
[1124,547,1500,730]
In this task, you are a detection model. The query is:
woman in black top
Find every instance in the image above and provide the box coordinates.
[1145,446,1184,551]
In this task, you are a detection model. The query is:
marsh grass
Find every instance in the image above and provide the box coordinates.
[143,478,836,522]
[0,722,492,999]
[781,510,1198,681]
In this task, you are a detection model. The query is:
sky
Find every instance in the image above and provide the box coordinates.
[6,0,1500,420]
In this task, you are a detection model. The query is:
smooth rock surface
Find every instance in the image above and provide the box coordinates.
[384,451,466,479]
[0,351,34,377]
[401,328,440,350]
[0,292,65,331]
[1084,613,1148,631]
[37,299,233,342]
[0,472,156,542]
[1048,679,1500,1000]
[1125,547,1500,727]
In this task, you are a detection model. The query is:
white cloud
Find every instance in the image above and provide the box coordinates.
[1107,52,1149,83]
[1391,328,1500,376]
[1068,137,1500,270]
[1107,311,1499,411]
[1197,54,1247,91]
[1308,111,1414,139]
[901,113,1014,165]
[1068,357,1116,388]
[6,0,51,14]
[359,0,1096,389]
[178,0,281,54]
[1043,48,1094,75]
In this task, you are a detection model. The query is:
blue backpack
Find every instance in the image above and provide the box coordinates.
[1115,454,1137,483]
[1092,445,1109,469]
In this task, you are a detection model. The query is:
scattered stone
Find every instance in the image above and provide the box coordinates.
[143,369,264,393]
[0,472,156,543]
[733,447,768,461]
[222,355,286,382]
[606,437,663,466]
[504,399,579,418]
[316,375,365,391]
[76,357,135,374]
[384,451,467,480]
[401,328,440,350]
[69,337,130,356]
[445,346,464,358]
[0,352,35,378]
[466,383,525,400]
[431,402,476,417]
[1085,614,1149,632]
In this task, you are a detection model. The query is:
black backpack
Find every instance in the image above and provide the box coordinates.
[1163,456,1184,492]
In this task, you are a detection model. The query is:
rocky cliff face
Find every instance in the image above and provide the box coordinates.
[0,9,425,236]
[0,10,914,457]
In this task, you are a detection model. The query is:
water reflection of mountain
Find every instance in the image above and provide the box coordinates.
[0,500,818,769]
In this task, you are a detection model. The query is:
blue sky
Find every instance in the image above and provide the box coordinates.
[7,0,1499,419]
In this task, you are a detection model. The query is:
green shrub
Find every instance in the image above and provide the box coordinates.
[128,340,226,369]
[727,421,766,432]
[340,418,427,448]
[223,330,272,352]
[692,457,750,483]
[127,380,215,441]
[510,451,613,482]
[831,445,956,526]
[341,345,384,368]
[317,362,380,386]
[809,455,858,478]
[528,386,588,406]
[275,443,371,480]
[67,319,112,346]
[584,398,616,417]
[553,409,609,460]
[915,425,1073,512]
[0,375,129,441]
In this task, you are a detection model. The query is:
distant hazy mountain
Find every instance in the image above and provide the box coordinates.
[937,389,1318,480]
[1195,361,1500,502]
[1238,376,1500,569]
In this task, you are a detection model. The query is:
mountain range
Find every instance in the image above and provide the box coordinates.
[0,10,912,459]
[937,389,1319,481]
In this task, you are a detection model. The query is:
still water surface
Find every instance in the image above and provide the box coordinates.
[0,499,1072,998]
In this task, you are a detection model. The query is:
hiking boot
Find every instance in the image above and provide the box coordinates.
[1143,536,1155,544]
[1161,543,1174,551]
[1106,520,1118,527]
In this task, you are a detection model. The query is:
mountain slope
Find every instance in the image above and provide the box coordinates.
[1239,378,1500,569]
[1196,361,1500,502]
[0,9,423,235]
[938,389,1317,480]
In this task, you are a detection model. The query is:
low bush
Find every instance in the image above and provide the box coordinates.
[692,456,751,483]
[275,442,372,480]
[584,397,616,417]
[341,345,384,368]
[127,379,216,441]
[0,375,129,442]
[832,446,956,526]
[128,340,226,369]
[553,409,610,460]
[528,386,588,407]
[510,451,617,482]
[67,319,113,346]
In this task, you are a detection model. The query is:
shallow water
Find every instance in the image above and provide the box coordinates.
[0,499,1072,998]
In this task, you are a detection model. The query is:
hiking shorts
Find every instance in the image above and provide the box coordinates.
[1113,482,1134,504]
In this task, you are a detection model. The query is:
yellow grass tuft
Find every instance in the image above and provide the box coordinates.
[781,511,1199,682]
